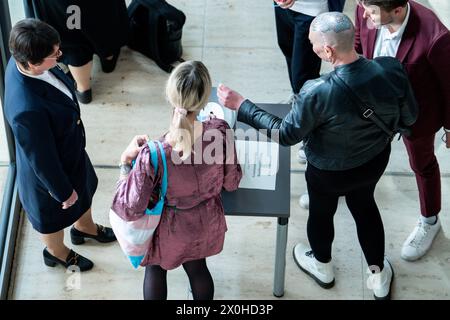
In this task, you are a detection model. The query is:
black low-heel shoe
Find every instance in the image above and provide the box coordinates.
[43,248,94,272]
[75,89,92,104]
[70,224,117,245]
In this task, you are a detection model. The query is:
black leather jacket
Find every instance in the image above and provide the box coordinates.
[238,57,418,171]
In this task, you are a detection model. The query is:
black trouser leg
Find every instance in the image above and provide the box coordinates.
[345,186,385,270]
[306,183,339,263]
[291,13,321,93]
[274,6,295,90]
[275,7,321,93]
[182,258,214,300]
[305,145,391,268]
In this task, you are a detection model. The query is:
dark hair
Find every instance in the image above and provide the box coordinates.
[9,18,60,70]
[361,0,408,11]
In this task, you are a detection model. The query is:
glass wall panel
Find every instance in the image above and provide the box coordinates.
[1,0,25,212]
[8,0,25,25]
[0,0,22,218]
[0,99,8,211]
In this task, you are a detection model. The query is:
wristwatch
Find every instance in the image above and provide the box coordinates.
[119,162,132,175]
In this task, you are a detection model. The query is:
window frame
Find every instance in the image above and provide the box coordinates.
[0,0,21,301]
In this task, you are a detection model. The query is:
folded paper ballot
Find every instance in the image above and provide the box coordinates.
[198,102,237,129]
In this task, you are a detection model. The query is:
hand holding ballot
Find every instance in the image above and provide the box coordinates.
[217,84,245,112]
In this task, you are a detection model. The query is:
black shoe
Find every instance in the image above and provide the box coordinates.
[100,49,120,73]
[43,248,94,272]
[70,224,117,245]
[75,89,92,104]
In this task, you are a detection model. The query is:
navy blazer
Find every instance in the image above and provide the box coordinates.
[4,58,97,233]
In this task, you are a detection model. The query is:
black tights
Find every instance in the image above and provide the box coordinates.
[143,258,214,300]
[307,184,386,269]
[305,145,391,270]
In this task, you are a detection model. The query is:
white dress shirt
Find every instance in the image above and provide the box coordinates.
[17,64,74,100]
[373,3,411,58]
[289,0,329,17]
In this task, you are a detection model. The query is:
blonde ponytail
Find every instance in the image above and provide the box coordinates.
[166,61,212,160]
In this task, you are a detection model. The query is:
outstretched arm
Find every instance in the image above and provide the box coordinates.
[218,84,320,146]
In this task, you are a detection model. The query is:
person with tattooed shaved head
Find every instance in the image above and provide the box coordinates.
[218,12,418,300]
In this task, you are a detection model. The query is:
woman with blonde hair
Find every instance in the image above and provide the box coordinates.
[112,61,242,300]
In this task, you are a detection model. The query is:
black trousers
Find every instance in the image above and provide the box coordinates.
[274,7,322,94]
[305,145,391,269]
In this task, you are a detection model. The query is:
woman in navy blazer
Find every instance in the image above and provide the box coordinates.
[4,19,116,272]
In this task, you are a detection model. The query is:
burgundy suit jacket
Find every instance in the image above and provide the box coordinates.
[355,1,450,138]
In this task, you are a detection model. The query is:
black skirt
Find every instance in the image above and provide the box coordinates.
[25,0,129,66]
[23,153,98,234]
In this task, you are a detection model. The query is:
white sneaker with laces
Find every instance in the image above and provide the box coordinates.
[293,243,335,288]
[297,145,307,164]
[367,258,394,300]
[401,218,441,261]
[299,192,309,210]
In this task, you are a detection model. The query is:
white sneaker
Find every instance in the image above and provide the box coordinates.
[299,192,309,210]
[367,258,394,300]
[401,218,441,261]
[297,145,307,164]
[293,243,335,288]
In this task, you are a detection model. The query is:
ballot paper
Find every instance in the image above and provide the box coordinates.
[235,140,279,191]
[198,102,237,129]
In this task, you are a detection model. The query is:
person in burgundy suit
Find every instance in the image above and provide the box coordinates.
[355,0,450,261]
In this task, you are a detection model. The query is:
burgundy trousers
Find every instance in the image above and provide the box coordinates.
[403,133,441,217]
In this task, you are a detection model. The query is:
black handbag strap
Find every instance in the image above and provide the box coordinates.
[331,72,395,140]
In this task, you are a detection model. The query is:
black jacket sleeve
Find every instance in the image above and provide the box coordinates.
[237,88,322,146]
